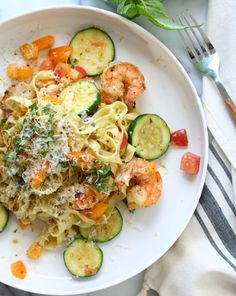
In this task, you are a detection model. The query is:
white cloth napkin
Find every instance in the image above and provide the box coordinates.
[138,1,236,295]
[202,0,236,171]
[202,0,236,205]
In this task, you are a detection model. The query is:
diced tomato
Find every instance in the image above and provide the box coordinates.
[180,152,200,175]
[54,63,71,83]
[31,160,49,189]
[171,129,188,147]
[19,220,28,230]
[7,64,33,80]
[74,66,87,79]
[39,60,55,71]
[11,260,27,280]
[20,43,38,60]
[26,242,42,260]
[32,35,54,51]
[48,46,72,63]
[120,134,128,151]
[54,67,65,82]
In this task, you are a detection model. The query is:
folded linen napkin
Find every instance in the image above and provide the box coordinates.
[138,0,236,295]
[202,0,236,171]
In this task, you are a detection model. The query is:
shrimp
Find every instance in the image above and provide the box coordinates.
[101,62,146,109]
[115,158,162,209]
[67,152,112,210]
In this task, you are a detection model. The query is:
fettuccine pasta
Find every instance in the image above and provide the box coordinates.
[1,30,165,278]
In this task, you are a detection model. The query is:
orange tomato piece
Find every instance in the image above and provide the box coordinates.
[31,160,49,189]
[32,35,54,51]
[48,46,72,63]
[39,60,55,71]
[19,220,28,230]
[20,43,38,60]
[42,96,63,105]
[11,260,27,280]
[81,202,109,220]
[27,242,42,260]
[7,64,33,80]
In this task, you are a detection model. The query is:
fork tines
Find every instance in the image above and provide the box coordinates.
[176,14,216,62]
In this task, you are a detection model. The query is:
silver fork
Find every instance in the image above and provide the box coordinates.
[177,14,236,124]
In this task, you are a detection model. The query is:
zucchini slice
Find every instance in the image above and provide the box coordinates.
[79,207,123,243]
[64,238,103,277]
[128,114,170,160]
[60,80,101,115]
[0,204,9,233]
[69,27,115,76]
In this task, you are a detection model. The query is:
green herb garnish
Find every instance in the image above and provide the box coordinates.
[0,118,7,127]
[104,0,187,30]
[2,103,55,164]
[84,160,114,195]
[3,150,17,163]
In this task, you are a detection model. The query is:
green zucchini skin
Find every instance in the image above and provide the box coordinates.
[69,27,115,76]
[60,80,101,115]
[79,207,123,243]
[0,204,9,233]
[63,238,103,278]
[128,114,170,160]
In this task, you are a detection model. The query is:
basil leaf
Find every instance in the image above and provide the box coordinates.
[117,0,139,19]
[103,0,186,30]
[137,0,186,30]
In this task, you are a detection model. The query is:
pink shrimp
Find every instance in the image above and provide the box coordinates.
[101,62,146,109]
[115,158,162,209]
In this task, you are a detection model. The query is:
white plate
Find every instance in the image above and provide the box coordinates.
[0,6,208,295]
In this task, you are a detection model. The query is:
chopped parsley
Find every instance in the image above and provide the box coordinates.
[83,160,114,195]
[2,150,17,163]
[0,118,7,127]
[3,103,55,163]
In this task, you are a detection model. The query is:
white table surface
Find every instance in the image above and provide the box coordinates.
[0,1,208,295]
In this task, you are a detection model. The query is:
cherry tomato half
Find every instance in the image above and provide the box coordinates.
[39,60,55,71]
[54,63,71,82]
[120,134,128,151]
[48,46,72,63]
[180,152,200,175]
[171,129,188,147]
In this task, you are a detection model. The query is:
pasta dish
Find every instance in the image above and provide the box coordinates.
[0,28,175,278]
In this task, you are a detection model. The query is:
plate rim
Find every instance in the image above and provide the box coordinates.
[0,5,209,295]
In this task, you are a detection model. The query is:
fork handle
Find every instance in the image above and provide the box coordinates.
[214,79,236,124]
